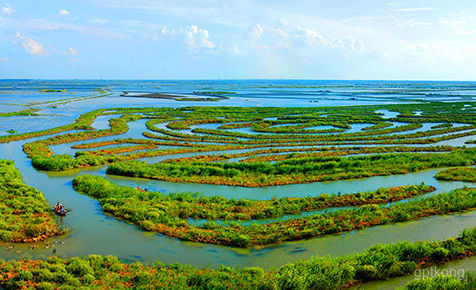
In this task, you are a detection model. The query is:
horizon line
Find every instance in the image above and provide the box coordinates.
[1,78,475,82]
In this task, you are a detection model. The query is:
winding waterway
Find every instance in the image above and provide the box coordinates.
[0,80,474,287]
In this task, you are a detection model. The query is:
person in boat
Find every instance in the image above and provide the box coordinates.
[55,202,65,214]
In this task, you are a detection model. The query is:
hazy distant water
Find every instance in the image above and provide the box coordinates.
[0,79,475,109]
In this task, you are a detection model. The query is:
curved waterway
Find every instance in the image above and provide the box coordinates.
[0,136,475,269]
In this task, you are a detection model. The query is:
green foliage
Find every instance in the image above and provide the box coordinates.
[0,228,474,289]
[73,174,476,247]
[0,159,61,242]
[435,167,476,183]
[404,272,476,290]
[107,149,476,186]
[0,109,39,118]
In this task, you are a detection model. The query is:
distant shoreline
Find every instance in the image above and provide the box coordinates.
[120,91,228,102]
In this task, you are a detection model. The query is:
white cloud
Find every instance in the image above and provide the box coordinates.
[16,33,45,55]
[59,9,71,16]
[184,25,215,51]
[295,25,326,46]
[248,21,364,55]
[2,3,14,14]
[0,57,8,62]
[331,36,365,53]
[250,24,264,40]
[69,48,79,55]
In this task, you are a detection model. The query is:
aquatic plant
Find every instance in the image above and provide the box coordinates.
[73,174,475,247]
[107,149,476,187]
[404,272,476,289]
[0,227,474,289]
[435,167,476,183]
[0,160,61,242]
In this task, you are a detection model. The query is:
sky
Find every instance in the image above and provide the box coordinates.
[1,0,476,80]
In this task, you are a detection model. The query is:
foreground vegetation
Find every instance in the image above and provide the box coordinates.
[0,160,61,242]
[73,175,475,247]
[435,167,476,183]
[404,272,476,289]
[0,227,474,289]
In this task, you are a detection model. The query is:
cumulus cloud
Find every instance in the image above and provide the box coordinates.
[248,20,365,55]
[16,33,45,55]
[59,9,71,16]
[184,25,215,51]
[158,24,216,53]
[2,3,14,14]
[331,36,365,53]
[295,25,326,46]
[69,48,79,55]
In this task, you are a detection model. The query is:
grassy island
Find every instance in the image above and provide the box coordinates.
[0,160,62,242]
[435,167,476,183]
[73,175,475,247]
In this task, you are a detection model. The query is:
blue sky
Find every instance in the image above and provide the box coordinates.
[1,0,476,80]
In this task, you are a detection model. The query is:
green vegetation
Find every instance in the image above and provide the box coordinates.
[0,160,61,242]
[362,122,393,131]
[107,149,476,187]
[1,102,474,179]
[404,272,476,289]
[73,174,475,247]
[435,167,476,183]
[0,109,40,118]
[73,175,435,220]
[0,228,474,289]
[6,129,17,134]
[39,89,66,92]
[0,95,475,288]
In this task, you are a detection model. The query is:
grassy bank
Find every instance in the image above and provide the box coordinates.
[0,160,61,242]
[73,175,475,247]
[0,227,474,289]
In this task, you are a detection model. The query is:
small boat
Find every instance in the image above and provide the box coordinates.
[53,204,70,216]
[54,209,67,216]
